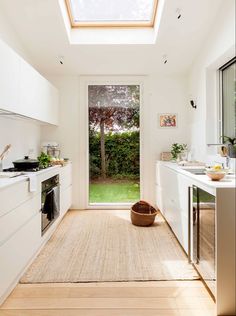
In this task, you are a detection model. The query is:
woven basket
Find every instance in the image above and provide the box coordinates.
[131,200,158,227]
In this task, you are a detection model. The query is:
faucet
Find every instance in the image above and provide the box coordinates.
[226,156,230,168]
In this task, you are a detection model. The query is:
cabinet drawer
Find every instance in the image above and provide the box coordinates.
[0,194,40,245]
[0,181,35,217]
[0,213,41,301]
[60,164,72,189]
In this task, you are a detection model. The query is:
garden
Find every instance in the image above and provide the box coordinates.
[88,85,140,203]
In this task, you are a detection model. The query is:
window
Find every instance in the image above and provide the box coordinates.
[65,0,158,27]
[220,58,236,140]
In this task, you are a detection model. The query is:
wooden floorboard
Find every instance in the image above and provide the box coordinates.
[0,281,215,316]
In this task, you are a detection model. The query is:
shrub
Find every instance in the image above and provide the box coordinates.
[89,130,140,179]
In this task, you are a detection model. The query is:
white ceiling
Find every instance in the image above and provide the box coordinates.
[0,0,223,76]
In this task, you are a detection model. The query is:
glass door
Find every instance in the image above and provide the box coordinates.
[88,84,140,205]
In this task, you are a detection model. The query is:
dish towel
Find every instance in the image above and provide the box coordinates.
[27,174,37,192]
[42,189,58,220]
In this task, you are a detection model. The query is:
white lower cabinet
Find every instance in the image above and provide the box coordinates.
[156,161,236,316]
[60,164,72,216]
[156,162,191,253]
[60,185,72,216]
[0,213,41,302]
[0,194,40,245]
[0,165,73,304]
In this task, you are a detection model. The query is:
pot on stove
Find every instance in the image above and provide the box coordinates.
[13,156,39,170]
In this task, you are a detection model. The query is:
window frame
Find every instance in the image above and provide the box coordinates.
[65,0,159,28]
[219,57,236,140]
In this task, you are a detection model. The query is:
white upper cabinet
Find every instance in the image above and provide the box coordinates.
[0,39,58,125]
[0,39,20,113]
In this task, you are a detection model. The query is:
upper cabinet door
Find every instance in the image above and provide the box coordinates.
[19,59,58,125]
[0,39,20,112]
[0,39,58,125]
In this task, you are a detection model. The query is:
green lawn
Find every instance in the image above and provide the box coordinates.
[89,180,140,203]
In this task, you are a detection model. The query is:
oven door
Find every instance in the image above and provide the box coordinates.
[41,184,60,235]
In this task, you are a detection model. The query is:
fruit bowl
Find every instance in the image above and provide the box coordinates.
[205,170,226,181]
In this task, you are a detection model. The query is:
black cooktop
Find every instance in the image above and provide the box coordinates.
[3,167,40,172]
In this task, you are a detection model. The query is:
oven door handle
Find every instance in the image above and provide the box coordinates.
[196,191,200,263]
[188,186,192,263]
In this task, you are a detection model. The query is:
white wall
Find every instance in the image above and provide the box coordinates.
[0,7,32,64]
[41,74,189,208]
[0,117,41,169]
[188,0,235,163]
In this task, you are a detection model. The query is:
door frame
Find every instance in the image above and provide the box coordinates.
[79,76,146,209]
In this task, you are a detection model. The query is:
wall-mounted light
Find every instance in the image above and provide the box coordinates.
[176,8,182,19]
[58,56,64,65]
[163,54,168,64]
[190,100,197,109]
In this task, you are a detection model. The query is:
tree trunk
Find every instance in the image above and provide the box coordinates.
[100,120,106,179]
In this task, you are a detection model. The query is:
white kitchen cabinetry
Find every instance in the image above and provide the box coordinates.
[0,180,41,304]
[0,39,20,113]
[156,162,192,253]
[0,165,72,304]
[19,58,58,125]
[60,163,72,216]
[156,161,236,316]
[0,38,58,125]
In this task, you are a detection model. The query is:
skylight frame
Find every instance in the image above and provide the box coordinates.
[65,0,159,28]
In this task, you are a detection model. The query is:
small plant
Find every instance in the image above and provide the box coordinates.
[37,152,51,169]
[222,136,236,146]
[171,143,187,160]
[221,136,236,158]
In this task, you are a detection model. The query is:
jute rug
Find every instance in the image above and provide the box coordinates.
[20,210,198,283]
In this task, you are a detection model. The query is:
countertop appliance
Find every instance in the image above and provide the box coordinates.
[42,142,60,158]
[41,174,60,235]
[189,186,216,298]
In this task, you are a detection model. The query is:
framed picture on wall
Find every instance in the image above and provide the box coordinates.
[158,113,178,128]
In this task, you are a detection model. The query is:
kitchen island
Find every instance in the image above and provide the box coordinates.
[156,161,235,316]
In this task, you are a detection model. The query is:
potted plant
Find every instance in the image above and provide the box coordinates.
[37,152,52,169]
[171,143,188,161]
[222,136,236,158]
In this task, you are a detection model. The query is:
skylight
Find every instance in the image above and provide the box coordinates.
[65,0,158,27]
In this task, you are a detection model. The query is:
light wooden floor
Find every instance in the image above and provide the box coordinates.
[0,281,215,316]
[0,210,216,315]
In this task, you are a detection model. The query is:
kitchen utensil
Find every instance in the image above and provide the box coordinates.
[0,144,11,160]
[13,156,39,170]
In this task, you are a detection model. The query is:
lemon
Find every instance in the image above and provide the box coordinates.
[213,164,222,171]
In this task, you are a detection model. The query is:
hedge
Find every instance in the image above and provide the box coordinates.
[89,130,139,179]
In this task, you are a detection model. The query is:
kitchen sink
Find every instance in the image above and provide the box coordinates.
[181,168,206,175]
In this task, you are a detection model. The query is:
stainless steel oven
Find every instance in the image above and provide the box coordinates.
[41,174,60,235]
[189,186,216,298]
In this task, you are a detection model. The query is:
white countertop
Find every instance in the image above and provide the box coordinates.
[157,161,236,189]
[0,165,61,190]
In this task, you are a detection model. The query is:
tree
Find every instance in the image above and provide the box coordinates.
[88,85,140,179]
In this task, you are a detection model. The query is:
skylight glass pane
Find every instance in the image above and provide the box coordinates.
[69,0,155,23]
